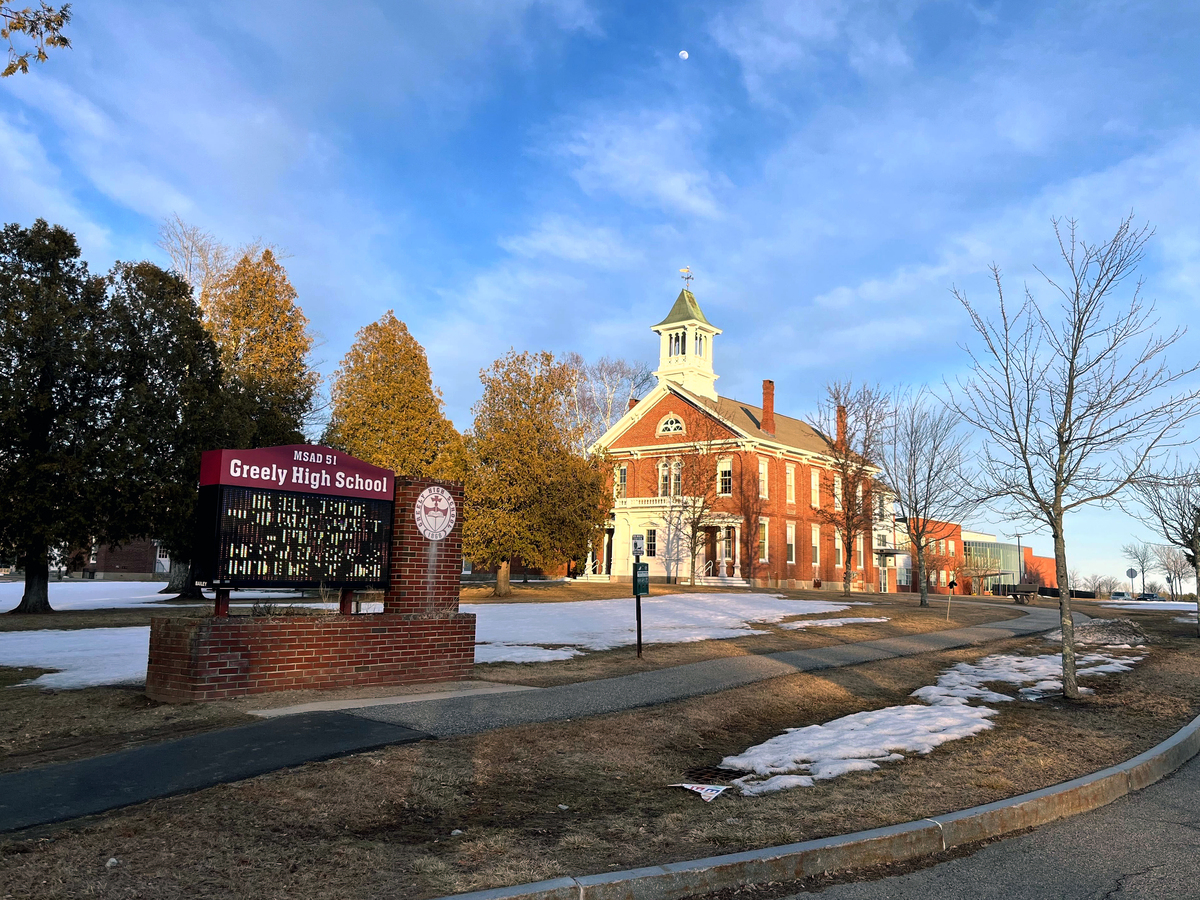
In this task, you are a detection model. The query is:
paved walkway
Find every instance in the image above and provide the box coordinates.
[0,601,1066,834]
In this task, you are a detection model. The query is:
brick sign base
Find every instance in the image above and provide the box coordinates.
[146,476,476,703]
[145,612,475,702]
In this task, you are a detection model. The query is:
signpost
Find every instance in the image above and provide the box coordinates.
[632,534,648,659]
[1126,566,1138,596]
[195,445,395,615]
[946,579,957,621]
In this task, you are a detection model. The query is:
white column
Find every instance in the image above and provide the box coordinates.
[733,524,742,579]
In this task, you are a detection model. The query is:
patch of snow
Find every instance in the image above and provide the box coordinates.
[474,644,581,663]
[725,647,1143,795]
[0,627,149,688]
[779,617,889,630]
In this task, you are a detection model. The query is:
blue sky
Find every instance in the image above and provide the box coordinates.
[4,0,1200,583]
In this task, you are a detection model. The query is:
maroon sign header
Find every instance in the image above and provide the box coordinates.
[199,445,394,501]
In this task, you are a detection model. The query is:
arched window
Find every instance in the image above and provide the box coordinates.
[658,415,685,435]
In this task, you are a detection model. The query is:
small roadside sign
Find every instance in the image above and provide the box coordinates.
[632,533,646,557]
[1126,567,1138,579]
[633,561,649,596]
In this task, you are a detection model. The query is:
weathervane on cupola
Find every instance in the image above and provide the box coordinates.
[651,267,722,401]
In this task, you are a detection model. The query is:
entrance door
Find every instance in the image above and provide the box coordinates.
[604,529,614,575]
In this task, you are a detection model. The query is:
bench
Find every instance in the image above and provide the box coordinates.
[1008,583,1039,605]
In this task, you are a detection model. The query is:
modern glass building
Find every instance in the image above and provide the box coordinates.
[962,533,1021,592]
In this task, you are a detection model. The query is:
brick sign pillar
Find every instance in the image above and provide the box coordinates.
[386,477,464,615]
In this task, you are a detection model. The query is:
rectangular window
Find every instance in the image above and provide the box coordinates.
[811,524,820,567]
[617,466,627,499]
[718,461,732,496]
[786,522,795,564]
[786,464,795,503]
[759,520,769,561]
[811,469,820,507]
[940,569,947,586]
[834,475,843,510]
[936,539,944,554]
[856,535,864,570]
[723,526,733,560]
[647,528,657,557]
[660,466,670,497]
[759,458,769,498]
[672,465,682,497]
[949,539,956,557]
[835,532,843,567]
[856,483,863,511]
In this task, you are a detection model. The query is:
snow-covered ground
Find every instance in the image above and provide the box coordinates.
[1103,600,1198,624]
[470,593,861,662]
[0,627,150,688]
[0,581,306,611]
[722,624,1145,796]
[0,590,871,687]
[1102,600,1197,613]
[779,617,889,630]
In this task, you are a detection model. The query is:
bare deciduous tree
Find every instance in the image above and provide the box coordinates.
[565,354,655,453]
[1153,544,1190,601]
[876,388,976,607]
[1136,467,1200,635]
[950,215,1200,698]
[671,416,728,585]
[156,214,232,307]
[809,381,889,597]
[1121,541,1155,594]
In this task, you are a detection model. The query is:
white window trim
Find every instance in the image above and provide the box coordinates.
[786,463,795,504]
[717,458,733,496]
[786,522,795,564]
[811,524,820,567]
[835,532,844,568]
[811,469,820,508]
[759,518,769,562]
[759,457,769,499]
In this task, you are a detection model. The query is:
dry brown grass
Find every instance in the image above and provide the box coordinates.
[3,610,1198,900]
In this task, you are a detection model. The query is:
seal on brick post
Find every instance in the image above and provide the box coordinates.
[385,477,465,617]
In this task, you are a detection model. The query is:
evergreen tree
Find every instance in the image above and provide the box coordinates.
[463,350,610,597]
[0,221,223,612]
[323,311,460,478]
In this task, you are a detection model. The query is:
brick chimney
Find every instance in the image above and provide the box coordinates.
[762,380,775,435]
[628,396,639,412]
[836,404,847,447]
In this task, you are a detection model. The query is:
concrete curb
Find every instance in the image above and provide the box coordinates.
[440,711,1200,900]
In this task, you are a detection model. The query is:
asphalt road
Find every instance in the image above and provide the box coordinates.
[801,751,1200,899]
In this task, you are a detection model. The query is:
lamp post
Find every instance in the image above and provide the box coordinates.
[1015,533,1023,585]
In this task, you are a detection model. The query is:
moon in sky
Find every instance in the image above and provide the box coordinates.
[679,50,689,60]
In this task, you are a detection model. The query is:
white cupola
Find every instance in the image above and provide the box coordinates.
[651,287,722,400]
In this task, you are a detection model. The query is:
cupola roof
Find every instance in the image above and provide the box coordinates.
[652,288,712,329]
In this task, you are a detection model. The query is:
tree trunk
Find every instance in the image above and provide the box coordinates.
[160,559,206,600]
[916,539,929,607]
[493,559,512,597]
[1192,553,1200,639]
[1052,528,1079,699]
[11,540,53,614]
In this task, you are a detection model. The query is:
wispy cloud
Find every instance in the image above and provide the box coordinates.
[557,108,724,218]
